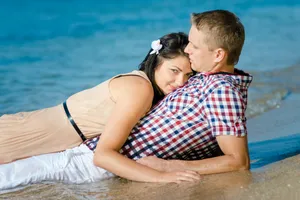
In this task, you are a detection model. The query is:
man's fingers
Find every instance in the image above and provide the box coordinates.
[178,171,200,179]
[175,171,201,182]
[175,176,198,183]
[184,170,199,175]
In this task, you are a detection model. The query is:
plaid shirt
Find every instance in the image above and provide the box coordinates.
[85,69,253,160]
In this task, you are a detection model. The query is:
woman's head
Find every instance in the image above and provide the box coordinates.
[139,32,193,105]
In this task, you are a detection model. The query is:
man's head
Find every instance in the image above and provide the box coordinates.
[184,10,245,73]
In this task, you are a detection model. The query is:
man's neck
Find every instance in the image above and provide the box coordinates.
[210,64,234,74]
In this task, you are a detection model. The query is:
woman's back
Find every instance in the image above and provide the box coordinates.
[67,70,151,138]
[0,70,151,164]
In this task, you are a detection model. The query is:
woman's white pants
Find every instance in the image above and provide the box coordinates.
[0,144,115,190]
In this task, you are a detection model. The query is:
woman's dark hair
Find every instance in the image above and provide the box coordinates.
[139,32,189,106]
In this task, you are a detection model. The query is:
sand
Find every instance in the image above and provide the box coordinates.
[0,95,299,200]
[101,94,300,200]
[105,94,300,200]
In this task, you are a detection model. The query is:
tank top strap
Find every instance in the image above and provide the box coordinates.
[111,70,151,83]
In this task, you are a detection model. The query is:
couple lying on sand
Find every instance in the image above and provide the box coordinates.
[0,10,252,190]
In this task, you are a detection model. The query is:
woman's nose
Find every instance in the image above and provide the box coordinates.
[176,75,185,87]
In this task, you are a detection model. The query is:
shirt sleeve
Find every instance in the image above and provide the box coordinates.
[203,85,247,137]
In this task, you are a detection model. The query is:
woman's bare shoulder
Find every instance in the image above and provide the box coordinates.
[110,75,154,101]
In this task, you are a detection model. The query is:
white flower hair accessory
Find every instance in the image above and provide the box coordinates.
[150,39,163,55]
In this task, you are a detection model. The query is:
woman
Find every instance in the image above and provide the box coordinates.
[0,32,199,187]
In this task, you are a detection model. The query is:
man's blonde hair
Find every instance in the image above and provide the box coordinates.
[191,10,245,65]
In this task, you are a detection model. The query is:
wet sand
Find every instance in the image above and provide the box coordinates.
[1,155,299,200]
[106,155,300,200]
[1,95,300,199]
[105,94,300,200]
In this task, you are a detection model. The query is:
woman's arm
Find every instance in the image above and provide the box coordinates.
[93,76,200,183]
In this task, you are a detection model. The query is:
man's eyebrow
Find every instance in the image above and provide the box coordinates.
[192,42,198,47]
[189,40,198,47]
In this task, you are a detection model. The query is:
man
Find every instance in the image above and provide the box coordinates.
[136,10,252,174]
[0,10,252,189]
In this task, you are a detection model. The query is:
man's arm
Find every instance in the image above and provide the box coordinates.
[138,84,250,174]
[137,135,249,174]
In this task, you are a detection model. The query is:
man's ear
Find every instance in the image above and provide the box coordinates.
[213,48,226,63]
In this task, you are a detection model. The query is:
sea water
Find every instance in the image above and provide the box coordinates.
[0,0,300,198]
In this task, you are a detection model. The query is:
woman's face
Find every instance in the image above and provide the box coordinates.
[154,55,193,95]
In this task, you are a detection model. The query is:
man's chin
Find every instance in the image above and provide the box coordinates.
[191,64,200,72]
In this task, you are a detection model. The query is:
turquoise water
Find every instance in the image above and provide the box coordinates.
[0,0,300,196]
[249,133,300,169]
[1,0,300,115]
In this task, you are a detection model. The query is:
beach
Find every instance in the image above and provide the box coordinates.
[1,0,300,199]
[1,88,300,199]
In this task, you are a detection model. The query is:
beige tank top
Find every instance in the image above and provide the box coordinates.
[66,70,151,139]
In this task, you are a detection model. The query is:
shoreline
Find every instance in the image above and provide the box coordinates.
[105,95,300,200]
[1,93,300,199]
[247,93,300,143]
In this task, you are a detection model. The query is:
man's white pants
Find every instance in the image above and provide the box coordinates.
[0,144,115,190]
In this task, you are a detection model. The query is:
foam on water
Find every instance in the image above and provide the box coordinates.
[246,63,300,117]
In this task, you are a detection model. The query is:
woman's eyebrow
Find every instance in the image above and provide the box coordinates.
[171,66,182,71]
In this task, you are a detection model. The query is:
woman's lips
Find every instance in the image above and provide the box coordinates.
[169,85,177,91]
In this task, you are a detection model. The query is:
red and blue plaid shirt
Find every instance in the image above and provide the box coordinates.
[85,69,253,160]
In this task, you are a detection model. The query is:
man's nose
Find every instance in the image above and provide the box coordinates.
[184,43,190,54]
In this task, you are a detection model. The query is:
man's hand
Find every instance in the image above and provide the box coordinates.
[136,135,249,175]
[136,156,170,172]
